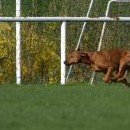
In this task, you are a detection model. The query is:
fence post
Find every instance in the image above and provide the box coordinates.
[16,0,21,85]
[90,0,116,85]
[61,22,66,84]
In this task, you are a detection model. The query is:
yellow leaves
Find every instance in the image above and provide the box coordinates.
[0,23,9,57]
[38,43,60,83]
[48,23,58,30]
[0,23,13,45]
[0,22,61,84]
[0,23,15,83]
[0,23,12,31]
[0,47,7,58]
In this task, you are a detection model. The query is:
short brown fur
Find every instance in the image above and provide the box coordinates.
[112,50,130,84]
[64,48,128,85]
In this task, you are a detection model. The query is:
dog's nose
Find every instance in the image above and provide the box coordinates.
[64,61,69,66]
[64,61,67,65]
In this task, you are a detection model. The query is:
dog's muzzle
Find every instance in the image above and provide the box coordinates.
[64,61,70,66]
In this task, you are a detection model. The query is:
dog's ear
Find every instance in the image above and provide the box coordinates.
[80,52,87,57]
[80,52,90,60]
[122,51,127,57]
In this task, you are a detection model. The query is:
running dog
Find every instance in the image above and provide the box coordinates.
[64,48,128,85]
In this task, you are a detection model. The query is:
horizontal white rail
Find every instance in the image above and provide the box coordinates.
[116,0,130,2]
[0,17,130,22]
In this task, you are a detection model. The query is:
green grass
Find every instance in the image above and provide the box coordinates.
[0,83,130,130]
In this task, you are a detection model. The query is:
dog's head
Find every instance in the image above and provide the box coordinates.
[64,51,90,66]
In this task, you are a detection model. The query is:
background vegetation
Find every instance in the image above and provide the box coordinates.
[0,0,130,84]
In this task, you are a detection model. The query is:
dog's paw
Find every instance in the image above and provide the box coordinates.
[103,78,112,83]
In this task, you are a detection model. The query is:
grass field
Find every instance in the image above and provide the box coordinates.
[0,83,130,130]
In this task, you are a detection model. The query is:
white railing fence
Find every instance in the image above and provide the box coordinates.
[14,0,129,84]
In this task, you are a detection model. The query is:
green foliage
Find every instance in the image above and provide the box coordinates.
[21,23,60,83]
[0,23,15,83]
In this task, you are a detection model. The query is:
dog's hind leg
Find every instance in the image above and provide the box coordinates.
[117,70,127,82]
[112,60,126,81]
[116,70,130,87]
[103,67,113,83]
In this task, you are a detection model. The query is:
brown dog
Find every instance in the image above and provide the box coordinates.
[112,50,130,83]
[64,48,127,84]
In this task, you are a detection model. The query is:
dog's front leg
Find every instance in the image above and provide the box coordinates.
[103,67,113,83]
